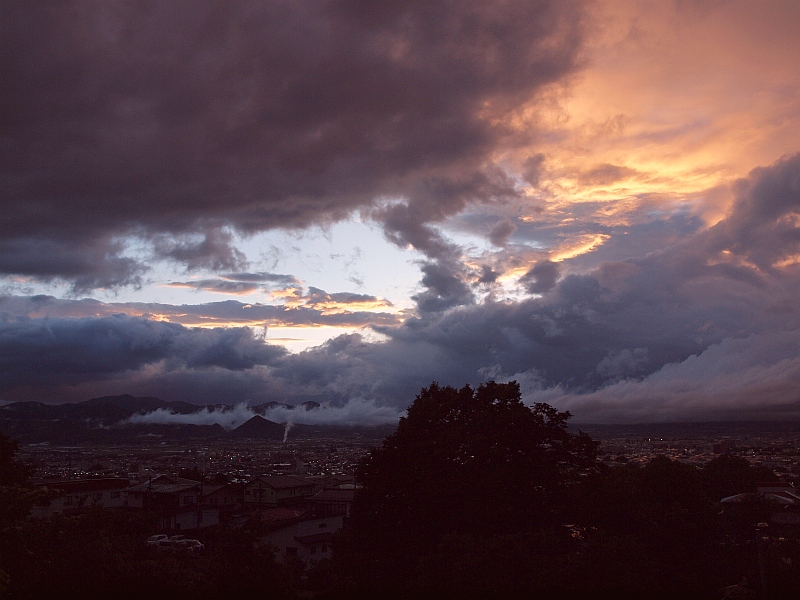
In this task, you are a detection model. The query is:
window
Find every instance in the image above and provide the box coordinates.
[110,491,120,499]
[183,495,195,505]
[286,547,297,556]
[93,493,103,502]
[63,496,72,505]
[319,523,327,528]
[322,545,328,552]
[310,546,316,555]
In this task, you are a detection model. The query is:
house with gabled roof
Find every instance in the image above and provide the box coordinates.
[125,474,218,530]
[256,508,344,562]
[720,482,800,528]
[29,477,130,518]
[244,475,315,508]
[304,488,354,517]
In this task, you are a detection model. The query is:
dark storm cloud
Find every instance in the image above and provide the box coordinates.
[477,265,500,284]
[374,166,524,260]
[521,153,546,187]
[3,155,799,422]
[412,260,475,314]
[0,0,585,288]
[270,153,800,413]
[553,331,800,423]
[519,260,560,294]
[488,219,517,247]
[0,295,402,328]
[152,230,247,272]
[0,237,145,292]
[703,153,800,270]
[0,315,285,391]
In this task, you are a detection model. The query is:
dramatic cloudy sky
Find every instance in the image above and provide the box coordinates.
[2,0,800,422]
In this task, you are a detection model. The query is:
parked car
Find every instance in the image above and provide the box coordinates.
[146,534,168,546]
[180,539,205,553]
[168,534,186,543]
[155,539,177,552]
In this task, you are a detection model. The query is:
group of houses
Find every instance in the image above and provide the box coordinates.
[720,482,800,527]
[29,473,355,561]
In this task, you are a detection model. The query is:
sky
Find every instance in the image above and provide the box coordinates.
[1,0,800,423]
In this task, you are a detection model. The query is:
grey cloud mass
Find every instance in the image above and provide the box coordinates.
[519,260,560,294]
[3,154,799,420]
[0,295,401,329]
[488,219,517,247]
[2,3,799,424]
[168,270,301,294]
[0,315,285,392]
[0,0,584,288]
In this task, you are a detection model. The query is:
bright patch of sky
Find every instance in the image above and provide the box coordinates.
[235,219,421,310]
[0,219,418,353]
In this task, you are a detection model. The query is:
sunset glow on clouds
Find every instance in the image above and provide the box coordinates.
[1,1,799,422]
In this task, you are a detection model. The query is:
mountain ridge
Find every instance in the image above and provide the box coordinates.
[0,394,395,443]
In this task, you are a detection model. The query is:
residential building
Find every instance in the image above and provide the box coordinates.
[243,475,315,508]
[29,477,130,519]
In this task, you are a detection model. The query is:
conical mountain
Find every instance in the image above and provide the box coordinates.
[230,415,285,440]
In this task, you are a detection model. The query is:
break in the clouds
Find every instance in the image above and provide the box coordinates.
[1,0,584,288]
[1,1,800,423]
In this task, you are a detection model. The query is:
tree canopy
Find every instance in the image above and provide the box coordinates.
[340,381,597,594]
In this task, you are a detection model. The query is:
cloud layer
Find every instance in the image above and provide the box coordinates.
[2,2,799,423]
[1,154,799,421]
[124,399,403,429]
[1,0,584,289]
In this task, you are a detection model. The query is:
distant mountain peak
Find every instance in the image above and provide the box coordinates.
[230,415,285,440]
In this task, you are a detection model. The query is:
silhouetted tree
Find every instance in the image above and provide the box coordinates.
[0,433,42,526]
[336,381,597,597]
[573,456,722,597]
[0,433,30,487]
[702,454,777,501]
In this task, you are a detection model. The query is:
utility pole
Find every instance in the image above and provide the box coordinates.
[197,476,203,529]
[756,522,768,598]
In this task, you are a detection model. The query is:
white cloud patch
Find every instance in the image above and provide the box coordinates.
[262,399,405,427]
[124,403,257,430]
[122,399,404,430]
[531,331,800,423]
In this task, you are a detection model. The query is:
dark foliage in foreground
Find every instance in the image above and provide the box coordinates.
[328,382,800,599]
[0,432,295,600]
[332,381,590,597]
[2,381,800,599]
[0,510,296,600]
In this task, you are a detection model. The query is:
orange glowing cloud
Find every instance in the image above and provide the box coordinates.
[497,0,800,229]
[550,234,610,263]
